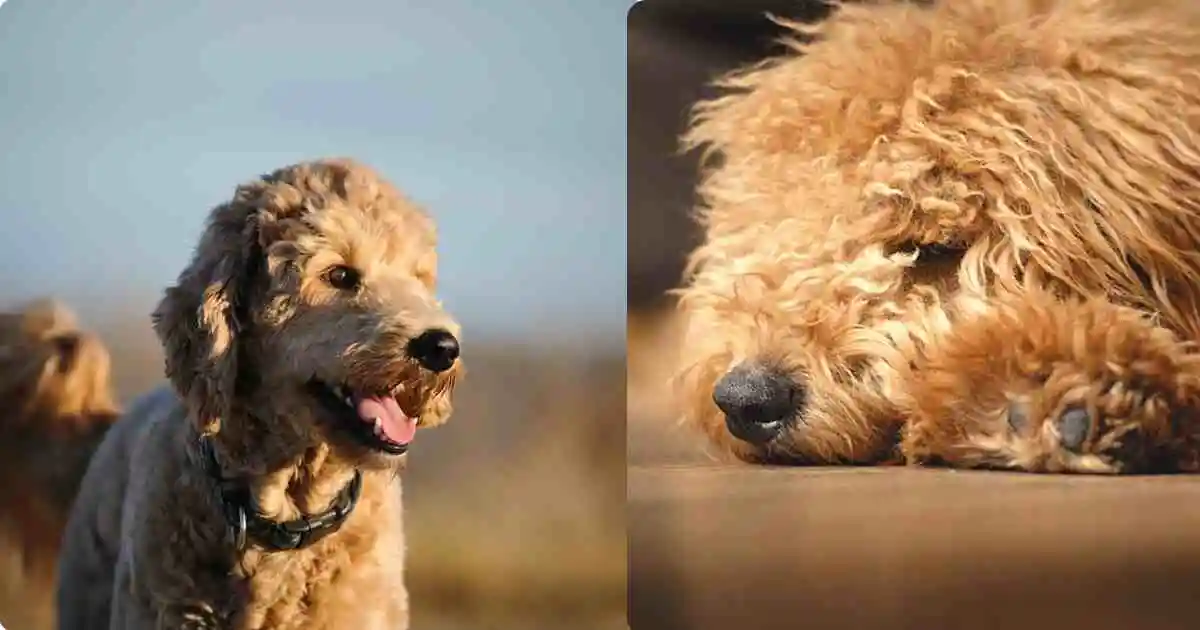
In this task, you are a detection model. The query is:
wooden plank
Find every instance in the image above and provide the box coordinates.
[629,464,1200,630]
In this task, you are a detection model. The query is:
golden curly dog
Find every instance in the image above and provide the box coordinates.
[0,300,118,630]
[675,0,1200,473]
[55,159,463,629]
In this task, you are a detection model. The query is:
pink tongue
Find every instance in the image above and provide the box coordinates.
[353,395,417,445]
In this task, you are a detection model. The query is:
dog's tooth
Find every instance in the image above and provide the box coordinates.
[373,417,383,436]
[344,395,354,407]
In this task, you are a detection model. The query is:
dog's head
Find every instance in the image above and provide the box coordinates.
[0,299,117,432]
[674,0,1200,464]
[153,158,462,467]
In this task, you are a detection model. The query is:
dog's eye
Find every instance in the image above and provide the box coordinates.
[324,265,362,291]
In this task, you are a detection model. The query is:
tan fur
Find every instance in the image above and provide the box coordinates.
[56,158,462,628]
[675,0,1200,473]
[0,300,118,630]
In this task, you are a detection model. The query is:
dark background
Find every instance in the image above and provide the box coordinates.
[627,0,833,310]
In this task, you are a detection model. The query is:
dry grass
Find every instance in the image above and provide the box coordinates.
[403,347,625,627]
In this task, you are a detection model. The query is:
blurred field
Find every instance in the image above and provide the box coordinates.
[7,299,624,630]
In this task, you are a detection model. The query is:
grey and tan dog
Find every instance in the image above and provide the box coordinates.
[56,158,463,629]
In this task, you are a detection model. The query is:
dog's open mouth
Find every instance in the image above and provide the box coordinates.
[306,379,417,455]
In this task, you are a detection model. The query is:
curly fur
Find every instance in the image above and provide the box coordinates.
[55,158,462,629]
[675,0,1200,473]
[0,300,118,630]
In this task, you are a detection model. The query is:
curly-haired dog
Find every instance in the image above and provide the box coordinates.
[675,0,1200,473]
[56,158,463,629]
[0,299,118,630]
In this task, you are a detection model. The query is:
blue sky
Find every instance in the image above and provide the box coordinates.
[0,0,625,346]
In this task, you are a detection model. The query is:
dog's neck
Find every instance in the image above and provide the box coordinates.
[252,442,360,520]
[199,416,364,523]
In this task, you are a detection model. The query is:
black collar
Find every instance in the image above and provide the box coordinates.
[198,436,363,552]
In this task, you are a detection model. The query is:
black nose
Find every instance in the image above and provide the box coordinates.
[713,362,801,445]
[407,329,460,373]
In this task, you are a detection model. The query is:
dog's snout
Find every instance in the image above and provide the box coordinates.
[713,362,802,445]
[407,329,460,373]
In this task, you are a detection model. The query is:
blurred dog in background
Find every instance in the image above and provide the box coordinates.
[0,299,118,630]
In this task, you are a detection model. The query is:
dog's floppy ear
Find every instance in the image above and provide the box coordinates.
[152,198,264,436]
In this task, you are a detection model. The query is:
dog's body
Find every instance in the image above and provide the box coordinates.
[56,158,462,629]
[0,300,118,630]
[58,386,408,629]
[676,0,1200,473]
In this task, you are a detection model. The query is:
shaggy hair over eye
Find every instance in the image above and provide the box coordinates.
[675,0,1200,474]
[55,158,463,629]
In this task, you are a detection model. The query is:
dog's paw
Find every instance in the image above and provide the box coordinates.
[902,296,1200,473]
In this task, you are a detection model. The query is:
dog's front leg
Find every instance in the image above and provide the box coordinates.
[900,291,1200,473]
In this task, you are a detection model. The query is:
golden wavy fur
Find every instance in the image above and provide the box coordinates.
[675,0,1200,473]
[0,299,118,630]
[55,158,462,629]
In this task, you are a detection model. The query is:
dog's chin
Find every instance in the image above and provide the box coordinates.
[304,378,416,458]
